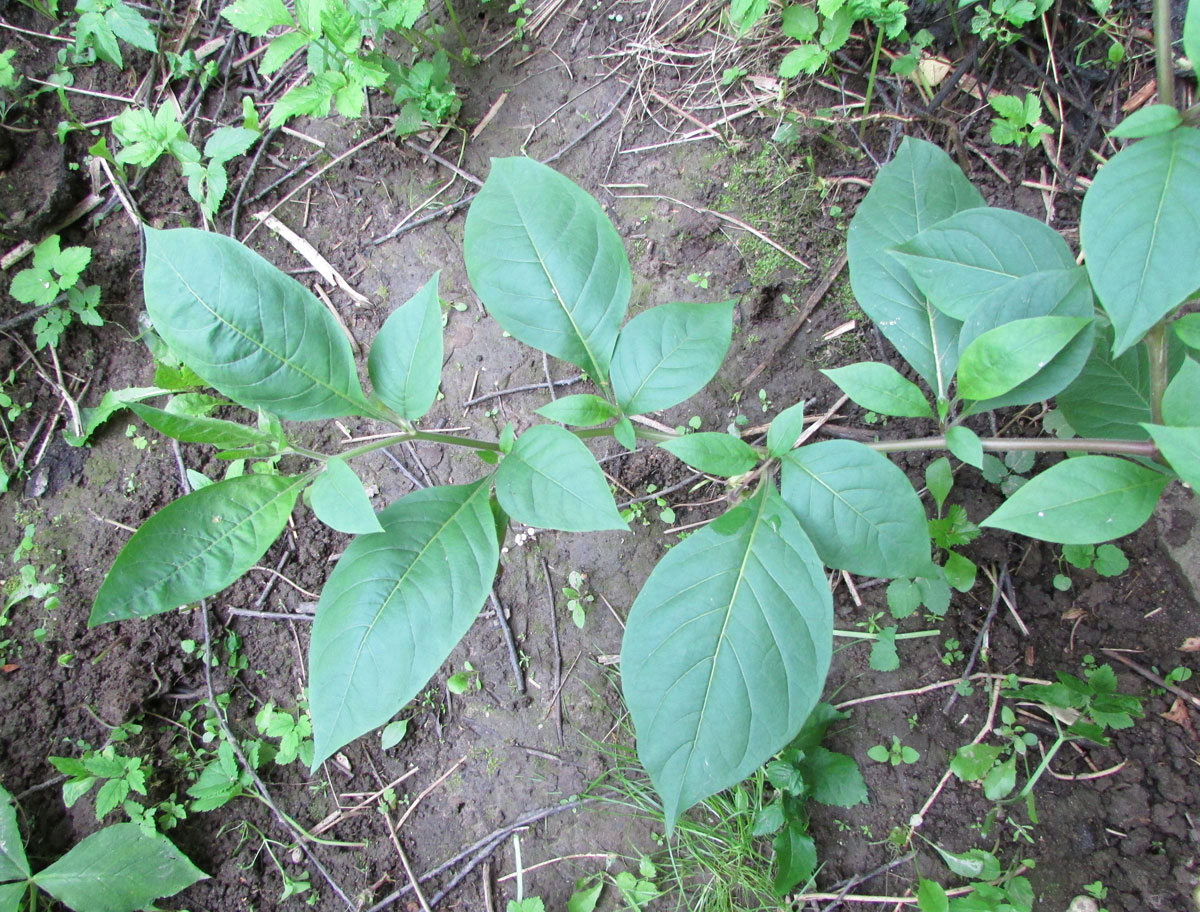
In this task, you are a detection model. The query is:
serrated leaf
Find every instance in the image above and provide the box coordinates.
[822,362,932,417]
[799,747,868,807]
[869,626,899,671]
[309,482,499,766]
[309,458,384,534]
[0,784,29,883]
[33,824,206,912]
[886,578,921,618]
[780,440,930,577]
[945,426,983,469]
[1110,104,1183,139]
[767,401,806,457]
[611,300,734,414]
[259,30,306,75]
[620,485,832,830]
[773,823,817,896]
[220,0,293,35]
[981,455,1168,544]
[847,137,983,395]
[268,72,345,127]
[495,425,625,531]
[106,1,157,52]
[465,158,630,384]
[535,394,620,426]
[368,272,443,420]
[917,879,949,912]
[752,801,786,836]
[1163,357,1200,426]
[730,0,768,30]
[1081,127,1200,355]
[891,207,1076,321]
[1143,424,1200,489]
[91,474,305,623]
[781,4,819,38]
[957,316,1089,401]
[203,126,259,164]
[779,44,827,77]
[657,433,759,477]
[143,228,368,421]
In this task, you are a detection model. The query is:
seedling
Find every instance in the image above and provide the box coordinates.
[9,235,102,349]
[447,660,481,695]
[868,736,920,766]
[988,93,1054,148]
[562,570,595,628]
[71,0,157,68]
[255,700,315,767]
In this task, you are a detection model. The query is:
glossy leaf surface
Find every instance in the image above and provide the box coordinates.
[1081,128,1200,354]
[464,158,630,382]
[495,425,626,531]
[91,475,305,624]
[621,485,832,829]
[309,482,499,765]
[821,362,932,417]
[847,137,983,394]
[1056,326,1169,439]
[143,228,368,420]
[781,440,931,578]
[981,455,1168,544]
[33,824,206,912]
[535,393,620,426]
[309,458,384,534]
[610,301,735,414]
[956,316,1090,401]
[1143,424,1200,489]
[368,272,444,420]
[657,433,759,477]
[767,401,807,457]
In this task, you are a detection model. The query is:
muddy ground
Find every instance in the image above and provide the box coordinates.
[1,0,1198,909]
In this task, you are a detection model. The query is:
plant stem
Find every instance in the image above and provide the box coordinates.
[1153,0,1174,107]
[1145,320,1169,426]
[867,436,1157,458]
[409,429,501,452]
[1017,732,1067,800]
[862,26,885,121]
[441,0,470,51]
[834,628,940,640]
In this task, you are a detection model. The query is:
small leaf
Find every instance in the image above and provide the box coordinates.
[1187,0,1200,73]
[610,300,735,415]
[613,417,636,451]
[1163,357,1200,426]
[368,272,443,421]
[752,802,786,836]
[767,401,806,457]
[220,0,293,36]
[866,745,890,763]
[1175,313,1200,350]
[33,823,206,912]
[949,743,1002,781]
[934,845,1001,881]
[945,426,984,470]
[869,626,900,671]
[821,362,933,418]
[772,823,817,896]
[657,433,759,477]
[982,757,1017,799]
[566,878,603,912]
[925,456,953,512]
[886,578,921,618]
[0,784,29,882]
[495,425,627,532]
[259,30,306,75]
[957,316,1089,401]
[535,394,620,427]
[203,126,259,164]
[309,458,384,535]
[1109,104,1183,139]
[981,455,1169,544]
[799,747,868,807]
[92,475,305,623]
[1143,424,1200,490]
[943,551,976,592]
[1093,543,1129,576]
[917,878,949,912]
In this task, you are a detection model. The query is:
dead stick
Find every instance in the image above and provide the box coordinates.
[1101,648,1200,710]
[540,557,564,744]
[489,590,526,695]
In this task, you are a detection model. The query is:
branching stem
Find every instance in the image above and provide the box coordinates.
[867,436,1157,458]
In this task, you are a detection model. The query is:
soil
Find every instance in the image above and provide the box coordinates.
[1,0,1198,910]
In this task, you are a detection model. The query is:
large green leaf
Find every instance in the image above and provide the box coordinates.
[981,455,1168,544]
[309,481,499,765]
[847,137,984,395]
[1163,356,1200,426]
[1143,424,1200,489]
[368,272,443,420]
[820,362,933,418]
[308,457,385,534]
[658,433,760,477]
[463,158,630,383]
[1080,127,1200,355]
[0,882,26,912]
[1056,326,1154,439]
[620,485,832,829]
[143,227,369,421]
[128,402,277,450]
[494,425,626,531]
[958,267,1096,412]
[891,207,1077,320]
[956,316,1090,401]
[91,474,305,624]
[33,824,206,912]
[780,440,930,578]
[610,301,735,414]
[0,785,28,883]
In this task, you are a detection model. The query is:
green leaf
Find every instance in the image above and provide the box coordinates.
[566,878,603,912]
[1111,104,1183,139]
[380,719,408,750]
[781,3,819,39]
[752,801,786,836]
[220,0,294,35]
[949,743,1002,781]
[1163,357,1200,426]
[779,44,828,77]
[464,158,630,383]
[957,316,1089,401]
[1081,127,1200,354]
[368,272,443,420]
[767,401,807,458]
[772,823,817,896]
[891,208,1076,321]
[869,626,899,671]
[309,458,384,534]
[886,578,921,618]
[143,228,368,421]
[821,362,933,417]
[308,482,499,766]
[77,10,122,65]
[106,1,157,52]
[780,440,931,577]
[847,137,983,395]
[33,823,206,912]
[535,394,620,427]
[128,402,275,450]
[945,426,983,470]
[610,301,734,414]
[982,757,1017,799]
[91,474,305,624]
[730,0,769,31]
[1056,326,1155,439]
[203,126,259,164]
[0,784,29,882]
[934,845,1000,881]
[495,425,626,532]
[943,550,976,592]
[1187,0,1200,73]
[657,433,759,477]
[981,455,1169,544]
[613,417,636,451]
[1177,313,1200,350]
[799,747,868,807]
[268,71,345,127]
[259,30,307,75]
[620,485,832,830]
[925,456,953,511]
[1143,424,1200,489]
[917,878,949,912]
[0,882,27,912]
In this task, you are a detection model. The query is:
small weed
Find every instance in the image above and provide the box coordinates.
[867,735,920,766]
